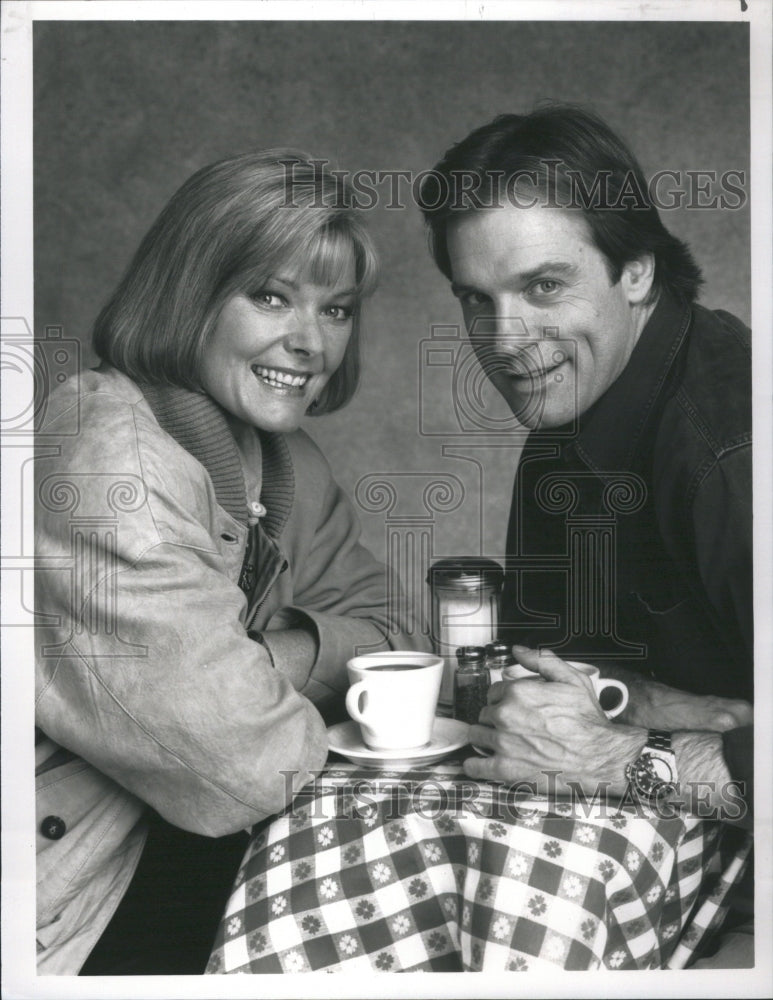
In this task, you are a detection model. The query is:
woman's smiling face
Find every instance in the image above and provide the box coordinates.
[200,256,357,433]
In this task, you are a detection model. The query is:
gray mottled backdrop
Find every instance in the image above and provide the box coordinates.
[34,20,750,571]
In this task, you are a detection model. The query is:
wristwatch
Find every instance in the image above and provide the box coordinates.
[624,729,679,803]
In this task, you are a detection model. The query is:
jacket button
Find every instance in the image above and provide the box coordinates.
[41,815,66,840]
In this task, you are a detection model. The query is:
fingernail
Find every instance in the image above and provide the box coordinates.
[512,644,529,653]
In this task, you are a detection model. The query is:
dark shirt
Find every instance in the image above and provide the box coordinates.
[500,291,752,706]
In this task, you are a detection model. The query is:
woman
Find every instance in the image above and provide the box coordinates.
[35,152,420,974]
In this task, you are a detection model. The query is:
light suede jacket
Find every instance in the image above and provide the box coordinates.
[35,366,421,973]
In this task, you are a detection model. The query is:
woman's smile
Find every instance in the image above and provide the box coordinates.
[200,264,356,433]
[251,364,313,393]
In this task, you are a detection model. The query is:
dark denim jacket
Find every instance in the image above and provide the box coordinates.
[501,292,752,703]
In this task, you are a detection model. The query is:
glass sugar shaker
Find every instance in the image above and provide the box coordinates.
[453,646,490,725]
[426,558,504,715]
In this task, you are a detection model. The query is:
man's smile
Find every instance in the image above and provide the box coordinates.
[488,351,567,383]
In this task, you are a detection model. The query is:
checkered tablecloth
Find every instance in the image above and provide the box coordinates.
[206,759,751,973]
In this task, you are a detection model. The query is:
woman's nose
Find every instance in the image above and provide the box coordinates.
[285,312,324,357]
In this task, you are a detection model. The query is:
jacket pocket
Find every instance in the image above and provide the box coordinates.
[627,588,736,697]
[36,754,144,928]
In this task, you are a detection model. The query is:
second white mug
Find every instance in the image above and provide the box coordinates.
[501,659,629,719]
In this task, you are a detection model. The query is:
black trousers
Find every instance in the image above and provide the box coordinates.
[80,811,251,975]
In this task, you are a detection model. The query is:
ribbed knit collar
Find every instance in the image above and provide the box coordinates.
[139,382,294,539]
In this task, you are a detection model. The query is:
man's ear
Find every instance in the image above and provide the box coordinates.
[621,253,655,304]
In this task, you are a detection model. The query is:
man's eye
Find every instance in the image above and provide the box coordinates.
[460,291,491,309]
[530,280,562,297]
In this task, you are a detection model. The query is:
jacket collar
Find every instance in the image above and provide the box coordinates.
[563,291,692,475]
[139,381,294,538]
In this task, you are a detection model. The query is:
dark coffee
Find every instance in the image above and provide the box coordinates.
[365,663,427,671]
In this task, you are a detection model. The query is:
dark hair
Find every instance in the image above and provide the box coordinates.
[92,151,379,415]
[419,104,703,303]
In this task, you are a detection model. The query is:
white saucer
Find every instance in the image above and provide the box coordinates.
[327,718,471,769]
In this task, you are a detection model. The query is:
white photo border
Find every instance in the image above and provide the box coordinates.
[2,2,771,998]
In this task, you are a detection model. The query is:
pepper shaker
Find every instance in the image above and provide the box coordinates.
[453,646,490,725]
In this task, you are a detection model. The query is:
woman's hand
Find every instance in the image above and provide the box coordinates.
[463,647,643,795]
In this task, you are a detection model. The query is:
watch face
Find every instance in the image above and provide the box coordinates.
[647,752,676,783]
[625,751,677,803]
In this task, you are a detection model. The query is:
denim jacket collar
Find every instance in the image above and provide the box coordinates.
[566,291,692,476]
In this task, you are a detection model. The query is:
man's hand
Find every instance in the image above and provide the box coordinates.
[603,665,753,733]
[463,647,643,795]
[462,647,751,823]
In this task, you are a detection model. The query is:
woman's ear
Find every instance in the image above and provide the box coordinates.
[621,253,656,304]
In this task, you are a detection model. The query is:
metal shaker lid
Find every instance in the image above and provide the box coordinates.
[485,641,515,664]
[426,557,504,590]
[456,645,487,662]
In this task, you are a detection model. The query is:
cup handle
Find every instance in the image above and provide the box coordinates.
[345,681,369,724]
[597,679,629,719]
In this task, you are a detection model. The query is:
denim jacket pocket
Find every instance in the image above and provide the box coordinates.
[627,587,735,696]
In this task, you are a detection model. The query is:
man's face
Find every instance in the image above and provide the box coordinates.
[446,204,650,430]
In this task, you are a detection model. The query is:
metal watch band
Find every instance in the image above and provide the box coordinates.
[646,729,672,753]
[624,729,678,804]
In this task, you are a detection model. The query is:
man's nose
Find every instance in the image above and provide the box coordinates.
[471,311,541,353]
[494,313,541,352]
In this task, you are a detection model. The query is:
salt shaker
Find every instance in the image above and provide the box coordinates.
[453,646,490,725]
[426,558,504,714]
[484,641,516,684]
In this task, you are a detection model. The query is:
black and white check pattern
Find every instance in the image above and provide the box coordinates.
[206,761,751,973]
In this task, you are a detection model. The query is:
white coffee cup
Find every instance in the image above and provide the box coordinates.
[345,651,444,750]
[501,659,629,719]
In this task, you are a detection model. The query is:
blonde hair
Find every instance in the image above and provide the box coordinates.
[93,150,379,414]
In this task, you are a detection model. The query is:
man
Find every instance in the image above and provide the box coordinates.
[419,106,753,965]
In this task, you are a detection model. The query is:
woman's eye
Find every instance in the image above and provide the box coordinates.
[323,304,353,321]
[252,291,287,309]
